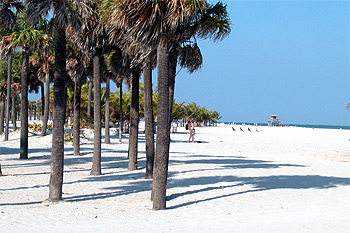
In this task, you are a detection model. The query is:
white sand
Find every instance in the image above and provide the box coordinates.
[1,124,350,232]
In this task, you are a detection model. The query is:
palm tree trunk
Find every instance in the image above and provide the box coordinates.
[73,74,82,155]
[29,104,32,120]
[104,76,110,144]
[152,36,170,210]
[168,49,178,140]
[20,49,29,160]
[0,99,4,133]
[91,53,102,176]
[11,96,16,131]
[87,77,92,123]
[119,84,123,142]
[5,52,12,141]
[143,66,154,179]
[128,69,140,170]
[49,25,66,201]
[34,105,37,120]
[41,76,50,136]
[40,82,45,117]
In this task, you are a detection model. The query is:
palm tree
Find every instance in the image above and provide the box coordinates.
[66,56,85,155]
[127,68,140,170]
[66,0,108,175]
[102,71,113,144]
[143,58,155,179]
[111,0,207,210]
[0,29,14,141]
[87,77,92,123]
[10,82,20,130]
[1,0,23,137]
[39,54,54,136]
[0,0,23,141]
[26,0,86,201]
[168,1,231,132]
[91,52,102,175]
[7,10,48,159]
[0,80,6,133]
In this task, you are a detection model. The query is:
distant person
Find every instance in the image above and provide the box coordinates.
[187,120,195,143]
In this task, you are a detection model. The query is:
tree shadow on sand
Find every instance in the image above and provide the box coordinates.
[167,156,305,175]
[167,174,350,209]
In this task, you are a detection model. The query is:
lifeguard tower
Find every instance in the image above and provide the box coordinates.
[268,115,281,127]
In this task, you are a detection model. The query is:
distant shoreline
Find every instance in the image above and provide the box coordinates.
[223,122,350,130]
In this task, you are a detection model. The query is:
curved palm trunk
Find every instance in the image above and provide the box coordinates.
[41,76,50,136]
[128,69,140,170]
[104,76,110,144]
[143,66,154,179]
[0,100,4,133]
[11,96,16,131]
[91,53,102,176]
[152,37,170,210]
[73,74,82,155]
[119,84,123,142]
[87,77,92,123]
[5,52,12,141]
[20,49,29,159]
[49,25,66,201]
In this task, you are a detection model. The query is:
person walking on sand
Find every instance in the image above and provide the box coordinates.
[187,120,195,143]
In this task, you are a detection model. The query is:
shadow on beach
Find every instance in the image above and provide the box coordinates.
[1,147,349,209]
[167,174,350,209]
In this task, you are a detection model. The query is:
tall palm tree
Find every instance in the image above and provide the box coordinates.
[0,80,6,133]
[87,77,92,123]
[127,68,140,170]
[111,0,207,210]
[66,56,85,155]
[103,70,113,144]
[7,10,48,159]
[26,0,86,201]
[0,0,23,141]
[10,82,20,130]
[168,1,231,133]
[67,0,109,175]
[38,54,54,136]
[143,59,155,179]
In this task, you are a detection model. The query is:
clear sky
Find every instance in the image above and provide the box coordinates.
[175,0,350,126]
[29,0,349,126]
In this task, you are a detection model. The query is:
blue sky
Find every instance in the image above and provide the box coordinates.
[29,1,349,126]
[174,0,350,125]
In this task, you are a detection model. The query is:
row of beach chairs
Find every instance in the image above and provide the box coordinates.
[232,126,259,132]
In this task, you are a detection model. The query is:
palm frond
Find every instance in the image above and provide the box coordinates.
[0,8,16,28]
[194,2,231,42]
[25,0,52,25]
[178,43,202,73]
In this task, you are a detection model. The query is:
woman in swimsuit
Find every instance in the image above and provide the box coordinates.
[188,121,195,143]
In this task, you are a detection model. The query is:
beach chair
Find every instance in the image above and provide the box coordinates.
[232,127,236,131]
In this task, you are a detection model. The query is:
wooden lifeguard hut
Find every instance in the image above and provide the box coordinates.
[268,115,281,127]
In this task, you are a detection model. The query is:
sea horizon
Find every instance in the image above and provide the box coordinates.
[222,122,350,130]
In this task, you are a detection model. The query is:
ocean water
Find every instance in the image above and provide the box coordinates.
[224,122,350,130]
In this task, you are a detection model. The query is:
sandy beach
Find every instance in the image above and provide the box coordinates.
[1,124,350,232]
